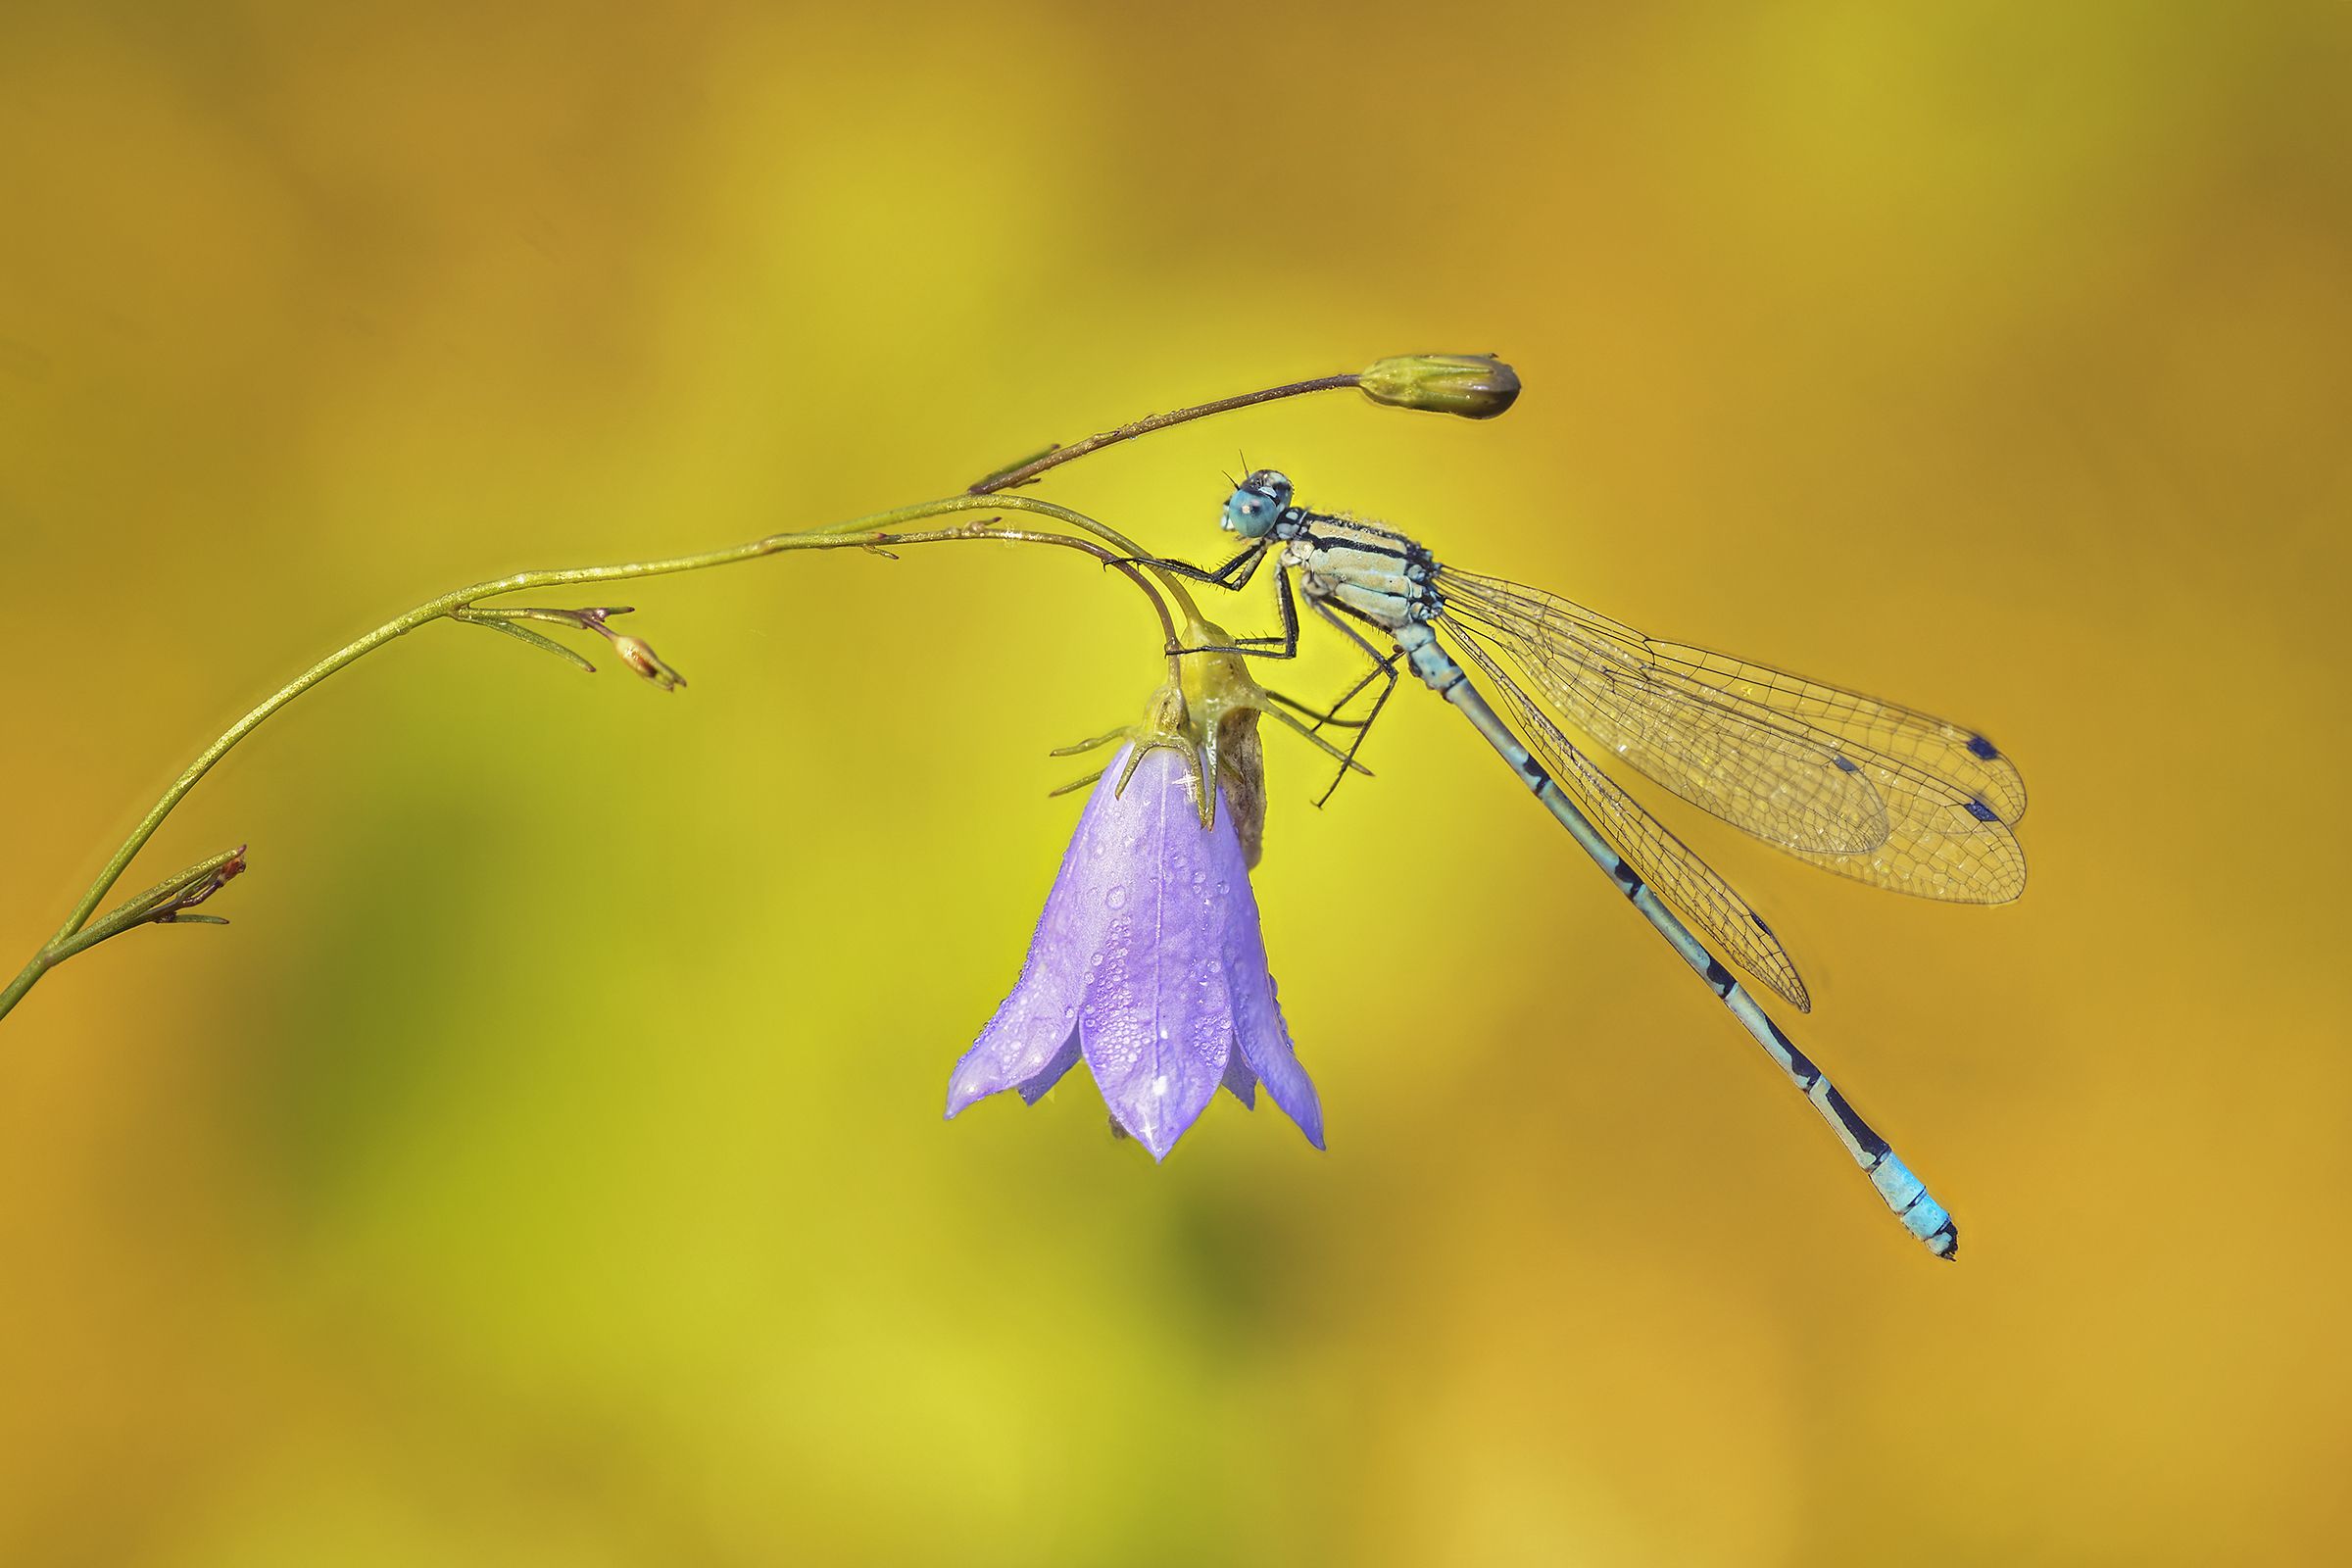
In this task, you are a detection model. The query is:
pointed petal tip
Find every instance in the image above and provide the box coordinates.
[1291,1104,1326,1151]
[1265,1078,1325,1151]
[1132,1115,1183,1163]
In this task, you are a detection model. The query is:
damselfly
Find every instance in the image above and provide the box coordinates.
[1155,469,2028,1257]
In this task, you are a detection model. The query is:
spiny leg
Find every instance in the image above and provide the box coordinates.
[1257,705,1375,778]
[1301,597,1403,807]
[1178,566,1300,661]
[1049,687,1369,797]
[1226,566,1299,655]
[1140,544,1393,799]
[1298,645,1401,735]
[1147,542,1268,590]
[1261,686,1373,730]
[1135,543,1303,662]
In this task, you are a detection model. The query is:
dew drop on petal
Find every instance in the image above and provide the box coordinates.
[1191,870,1206,887]
[1105,885,1129,911]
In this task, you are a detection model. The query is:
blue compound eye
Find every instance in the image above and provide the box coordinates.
[1222,469,1293,537]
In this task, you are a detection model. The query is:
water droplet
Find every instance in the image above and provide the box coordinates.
[1191,870,1206,887]
[1105,886,1129,911]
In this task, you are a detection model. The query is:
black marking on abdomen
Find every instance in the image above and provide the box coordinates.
[1595,845,1643,896]
[1702,958,1737,998]
[1821,1084,1891,1160]
[1762,1014,1821,1088]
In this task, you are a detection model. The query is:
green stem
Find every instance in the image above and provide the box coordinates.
[7,353,1396,1026]
[1,493,1172,1027]
[0,955,50,1021]
[0,845,250,1015]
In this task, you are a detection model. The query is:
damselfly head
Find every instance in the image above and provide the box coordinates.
[1222,469,1293,538]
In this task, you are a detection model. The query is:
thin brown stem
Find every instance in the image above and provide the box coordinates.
[968,373,1361,495]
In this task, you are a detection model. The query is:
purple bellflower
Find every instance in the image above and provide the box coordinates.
[946,739,1324,1159]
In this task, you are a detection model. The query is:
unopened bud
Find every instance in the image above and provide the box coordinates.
[612,635,686,691]
[1357,354,1521,419]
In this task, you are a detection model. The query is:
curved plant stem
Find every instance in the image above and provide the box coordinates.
[0,493,1190,1027]
[6,348,1419,1026]
[968,373,1361,494]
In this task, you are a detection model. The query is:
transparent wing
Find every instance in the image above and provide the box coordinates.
[1445,625,1814,1011]
[1440,568,2026,904]
[1441,573,1892,855]
[1642,640,2026,824]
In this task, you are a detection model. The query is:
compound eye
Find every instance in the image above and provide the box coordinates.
[1246,469,1294,511]
[1223,468,1293,537]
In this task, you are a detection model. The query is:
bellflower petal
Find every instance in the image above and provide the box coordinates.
[1076,754,1235,1158]
[1220,1051,1258,1108]
[946,836,1101,1115]
[947,742,1320,1158]
[1015,1029,1083,1106]
[1222,874,1325,1149]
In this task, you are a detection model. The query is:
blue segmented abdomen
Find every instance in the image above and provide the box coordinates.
[1410,622,1959,1257]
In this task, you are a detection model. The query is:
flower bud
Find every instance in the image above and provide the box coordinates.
[611,635,686,691]
[1356,354,1521,419]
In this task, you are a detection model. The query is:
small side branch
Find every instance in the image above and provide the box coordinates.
[0,847,248,1017]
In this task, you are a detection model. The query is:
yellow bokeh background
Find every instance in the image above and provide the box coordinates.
[4,3,2345,1562]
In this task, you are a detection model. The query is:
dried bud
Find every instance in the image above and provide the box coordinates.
[1357,354,1521,419]
[611,635,686,691]
[145,846,248,927]
[1215,706,1267,869]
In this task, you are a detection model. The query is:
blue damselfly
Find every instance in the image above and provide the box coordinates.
[1155,469,2028,1256]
